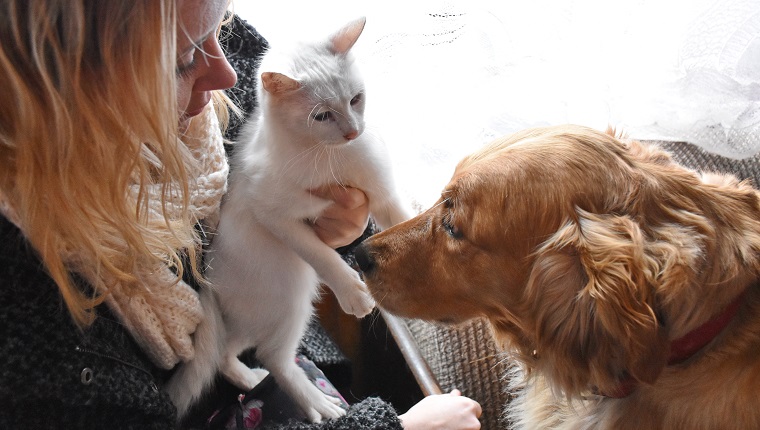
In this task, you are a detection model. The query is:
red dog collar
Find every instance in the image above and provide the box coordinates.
[597,291,745,398]
[667,292,745,365]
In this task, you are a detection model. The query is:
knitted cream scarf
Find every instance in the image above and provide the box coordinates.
[106,104,229,369]
[0,104,229,369]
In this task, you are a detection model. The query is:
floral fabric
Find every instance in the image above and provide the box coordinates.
[207,355,348,430]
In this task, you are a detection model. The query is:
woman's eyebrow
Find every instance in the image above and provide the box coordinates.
[178,28,215,56]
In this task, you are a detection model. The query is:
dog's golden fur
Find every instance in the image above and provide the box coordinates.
[357,125,760,429]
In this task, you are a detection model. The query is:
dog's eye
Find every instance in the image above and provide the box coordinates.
[445,223,462,239]
[442,214,463,239]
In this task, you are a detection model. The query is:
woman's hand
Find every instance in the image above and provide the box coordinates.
[310,185,370,248]
[399,389,482,430]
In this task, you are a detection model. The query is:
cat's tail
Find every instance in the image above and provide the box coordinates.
[165,285,225,419]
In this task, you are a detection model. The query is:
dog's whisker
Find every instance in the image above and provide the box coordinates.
[429,198,449,211]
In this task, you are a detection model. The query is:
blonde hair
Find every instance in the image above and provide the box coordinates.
[0,1,230,327]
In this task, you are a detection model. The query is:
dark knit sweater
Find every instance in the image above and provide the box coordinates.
[0,15,402,430]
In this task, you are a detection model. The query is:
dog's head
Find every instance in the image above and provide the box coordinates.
[356,125,760,397]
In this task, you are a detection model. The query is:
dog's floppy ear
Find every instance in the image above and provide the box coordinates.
[525,208,669,396]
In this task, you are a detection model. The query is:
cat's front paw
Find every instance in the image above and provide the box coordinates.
[335,281,375,318]
[304,392,347,423]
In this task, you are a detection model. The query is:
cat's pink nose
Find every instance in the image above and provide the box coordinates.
[344,131,358,140]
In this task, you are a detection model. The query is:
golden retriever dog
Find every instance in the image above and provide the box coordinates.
[355,125,760,429]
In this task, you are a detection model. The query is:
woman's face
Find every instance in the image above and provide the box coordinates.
[176,0,237,133]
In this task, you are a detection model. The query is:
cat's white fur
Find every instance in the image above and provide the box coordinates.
[166,17,412,422]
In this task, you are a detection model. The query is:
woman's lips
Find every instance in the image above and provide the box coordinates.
[179,99,210,132]
[182,100,210,120]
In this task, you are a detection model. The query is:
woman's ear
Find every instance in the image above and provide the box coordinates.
[526,208,669,396]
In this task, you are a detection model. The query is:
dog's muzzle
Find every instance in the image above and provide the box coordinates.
[354,243,375,274]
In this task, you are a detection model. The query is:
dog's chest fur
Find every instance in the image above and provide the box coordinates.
[507,284,760,430]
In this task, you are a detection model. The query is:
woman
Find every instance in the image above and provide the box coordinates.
[0,1,481,429]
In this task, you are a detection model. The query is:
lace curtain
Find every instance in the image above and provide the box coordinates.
[234,0,760,207]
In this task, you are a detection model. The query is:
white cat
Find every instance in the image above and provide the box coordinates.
[166,17,412,422]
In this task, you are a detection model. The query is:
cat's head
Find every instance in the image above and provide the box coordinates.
[258,17,367,147]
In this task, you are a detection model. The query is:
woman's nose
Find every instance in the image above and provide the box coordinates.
[194,38,237,92]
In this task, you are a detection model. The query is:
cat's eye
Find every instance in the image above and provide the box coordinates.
[313,111,333,122]
[350,93,363,106]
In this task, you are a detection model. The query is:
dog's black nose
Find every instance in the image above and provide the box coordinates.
[354,243,375,274]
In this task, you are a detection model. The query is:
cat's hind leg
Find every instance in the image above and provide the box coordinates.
[220,354,270,391]
[217,327,271,391]
[251,283,346,422]
[258,348,347,422]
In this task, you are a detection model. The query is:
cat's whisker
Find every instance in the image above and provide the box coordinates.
[329,107,346,120]
[325,147,346,187]
[279,145,323,188]
[363,126,383,141]
[325,146,344,185]
[319,94,338,102]
[282,143,319,173]
[306,103,324,129]
[309,144,331,190]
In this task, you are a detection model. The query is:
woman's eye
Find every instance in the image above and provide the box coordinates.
[176,59,198,78]
[313,111,333,122]
[176,49,198,78]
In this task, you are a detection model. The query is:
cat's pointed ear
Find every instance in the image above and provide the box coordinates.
[261,72,301,95]
[329,17,366,54]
